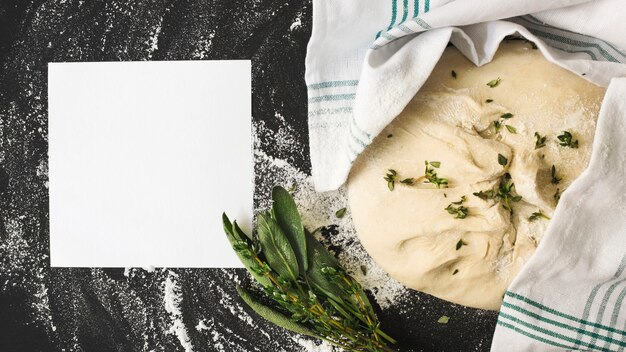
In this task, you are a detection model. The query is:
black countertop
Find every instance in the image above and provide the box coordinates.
[0,1,497,351]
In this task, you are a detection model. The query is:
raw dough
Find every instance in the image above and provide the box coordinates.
[347,41,606,310]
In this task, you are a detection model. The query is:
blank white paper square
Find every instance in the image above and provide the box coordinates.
[48,61,250,268]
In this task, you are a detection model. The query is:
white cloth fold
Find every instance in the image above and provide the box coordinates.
[305,0,626,350]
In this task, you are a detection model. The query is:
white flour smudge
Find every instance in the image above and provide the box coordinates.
[293,337,338,351]
[290,16,302,31]
[163,271,194,352]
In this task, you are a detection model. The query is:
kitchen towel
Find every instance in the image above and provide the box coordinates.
[491,77,626,351]
[305,0,626,350]
[305,0,626,192]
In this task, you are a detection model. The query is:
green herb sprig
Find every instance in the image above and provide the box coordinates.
[384,169,414,191]
[384,169,397,191]
[557,131,579,148]
[534,132,547,149]
[492,113,516,135]
[224,187,396,351]
[528,210,551,222]
[473,173,522,214]
[424,161,449,188]
[445,196,469,219]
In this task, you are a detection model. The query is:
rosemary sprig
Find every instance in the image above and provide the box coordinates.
[534,132,547,149]
[445,196,468,219]
[528,210,551,222]
[223,186,396,351]
[557,131,579,148]
[551,165,562,185]
[424,161,449,188]
[472,173,522,214]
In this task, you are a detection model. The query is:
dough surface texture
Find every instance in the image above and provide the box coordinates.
[347,41,606,310]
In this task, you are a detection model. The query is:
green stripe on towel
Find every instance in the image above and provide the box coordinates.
[308,93,356,103]
[505,291,626,337]
[497,320,576,350]
[499,312,613,351]
[501,301,626,347]
[307,80,359,89]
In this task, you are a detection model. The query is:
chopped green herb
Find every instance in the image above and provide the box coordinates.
[498,153,508,166]
[554,188,562,204]
[335,207,347,218]
[400,178,415,185]
[384,169,397,191]
[534,132,547,149]
[387,134,393,138]
[451,195,467,205]
[473,173,522,214]
[528,210,551,222]
[473,189,495,200]
[557,131,579,148]
[486,99,494,103]
[446,196,469,219]
[493,120,502,133]
[487,77,501,88]
[452,269,459,275]
[438,315,450,324]
[501,113,514,119]
[505,125,517,134]
[456,239,466,250]
[551,165,562,185]
[360,265,368,276]
[424,161,449,188]
[451,70,457,79]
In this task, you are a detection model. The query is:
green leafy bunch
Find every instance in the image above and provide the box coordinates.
[223,186,396,351]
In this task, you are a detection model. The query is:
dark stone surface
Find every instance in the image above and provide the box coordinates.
[0,1,497,351]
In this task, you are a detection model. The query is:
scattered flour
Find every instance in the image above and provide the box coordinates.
[163,271,194,352]
[290,16,302,31]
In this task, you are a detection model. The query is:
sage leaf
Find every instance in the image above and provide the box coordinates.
[272,186,308,273]
[236,285,318,338]
[304,231,344,301]
[257,213,299,281]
